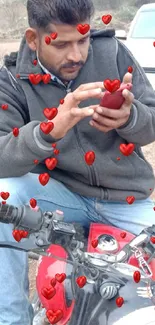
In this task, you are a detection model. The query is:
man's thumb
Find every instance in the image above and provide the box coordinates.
[122,72,132,84]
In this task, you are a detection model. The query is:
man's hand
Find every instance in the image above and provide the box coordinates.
[49,82,104,139]
[89,72,134,133]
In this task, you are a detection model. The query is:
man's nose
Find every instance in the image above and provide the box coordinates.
[66,44,82,63]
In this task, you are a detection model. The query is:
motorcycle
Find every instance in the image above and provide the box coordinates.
[1,202,155,325]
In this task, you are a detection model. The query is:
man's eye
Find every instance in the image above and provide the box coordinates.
[79,38,87,43]
[55,44,66,48]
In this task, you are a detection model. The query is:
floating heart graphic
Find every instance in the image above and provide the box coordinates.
[128,66,133,73]
[55,273,66,283]
[53,149,60,155]
[41,286,56,300]
[40,122,54,134]
[52,143,57,148]
[104,79,121,93]
[153,207,155,211]
[84,151,95,165]
[38,173,50,186]
[45,36,51,45]
[1,192,10,200]
[45,157,58,171]
[29,74,42,85]
[2,201,6,204]
[51,32,58,40]
[77,24,90,35]
[46,309,63,324]
[102,14,112,25]
[12,230,22,242]
[150,236,155,244]
[21,230,29,238]
[60,99,64,104]
[119,143,135,156]
[1,104,8,110]
[33,59,37,66]
[16,74,20,78]
[42,74,51,84]
[126,196,135,204]
[120,231,126,239]
[43,107,58,120]
[50,278,57,287]
[76,276,87,288]
[133,270,141,283]
[33,159,39,164]
[13,127,19,137]
[29,198,37,208]
[91,239,98,248]
[153,41,155,47]
[117,157,120,161]
[116,296,124,307]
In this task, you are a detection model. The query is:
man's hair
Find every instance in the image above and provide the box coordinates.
[27,0,95,31]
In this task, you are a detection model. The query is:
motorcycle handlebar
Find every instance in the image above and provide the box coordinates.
[0,203,44,232]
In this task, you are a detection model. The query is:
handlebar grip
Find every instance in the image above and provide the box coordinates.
[0,203,44,231]
[0,203,17,224]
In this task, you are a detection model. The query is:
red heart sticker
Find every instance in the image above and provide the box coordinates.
[29,198,37,208]
[102,14,112,25]
[43,107,58,120]
[91,239,99,248]
[40,122,54,134]
[133,270,141,283]
[116,296,124,307]
[84,151,95,165]
[12,230,22,242]
[153,41,155,47]
[55,273,66,283]
[29,74,42,85]
[126,196,135,204]
[128,66,133,73]
[33,59,37,66]
[45,36,51,45]
[1,104,8,110]
[153,207,155,211]
[60,99,64,104]
[46,309,63,324]
[54,149,60,155]
[33,159,39,164]
[76,276,87,288]
[120,231,126,239]
[13,127,19,137]
[38,173,50,186]
[45,157,58,171]
[1,192,10,200]
[21,230,29,238]
[52,143,57,148]
[50,278,57,287]
[42,74,51,84]
[51,32,58,40]
[104,79,121,93]
[119,143,135,156]
[76,24,90,35]
[150,236,155,244]
[41,286,56,300]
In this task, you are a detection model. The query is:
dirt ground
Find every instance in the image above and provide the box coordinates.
[0,39,155,301]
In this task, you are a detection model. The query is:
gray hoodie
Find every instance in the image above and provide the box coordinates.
[0,28,155,201]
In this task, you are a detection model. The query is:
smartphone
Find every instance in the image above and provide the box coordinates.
[100,83,132,109]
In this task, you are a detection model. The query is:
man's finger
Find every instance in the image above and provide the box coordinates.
[70,105,98,118]
[122,89,134,105]
[122,72,132,84]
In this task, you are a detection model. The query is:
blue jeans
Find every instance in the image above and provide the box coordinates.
[0,172,155,325]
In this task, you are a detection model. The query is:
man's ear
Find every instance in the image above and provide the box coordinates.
[25,28,38,51]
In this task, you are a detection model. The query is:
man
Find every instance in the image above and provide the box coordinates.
[0,0,155,323]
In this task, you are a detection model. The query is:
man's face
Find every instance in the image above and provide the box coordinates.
[36,22,90,82]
